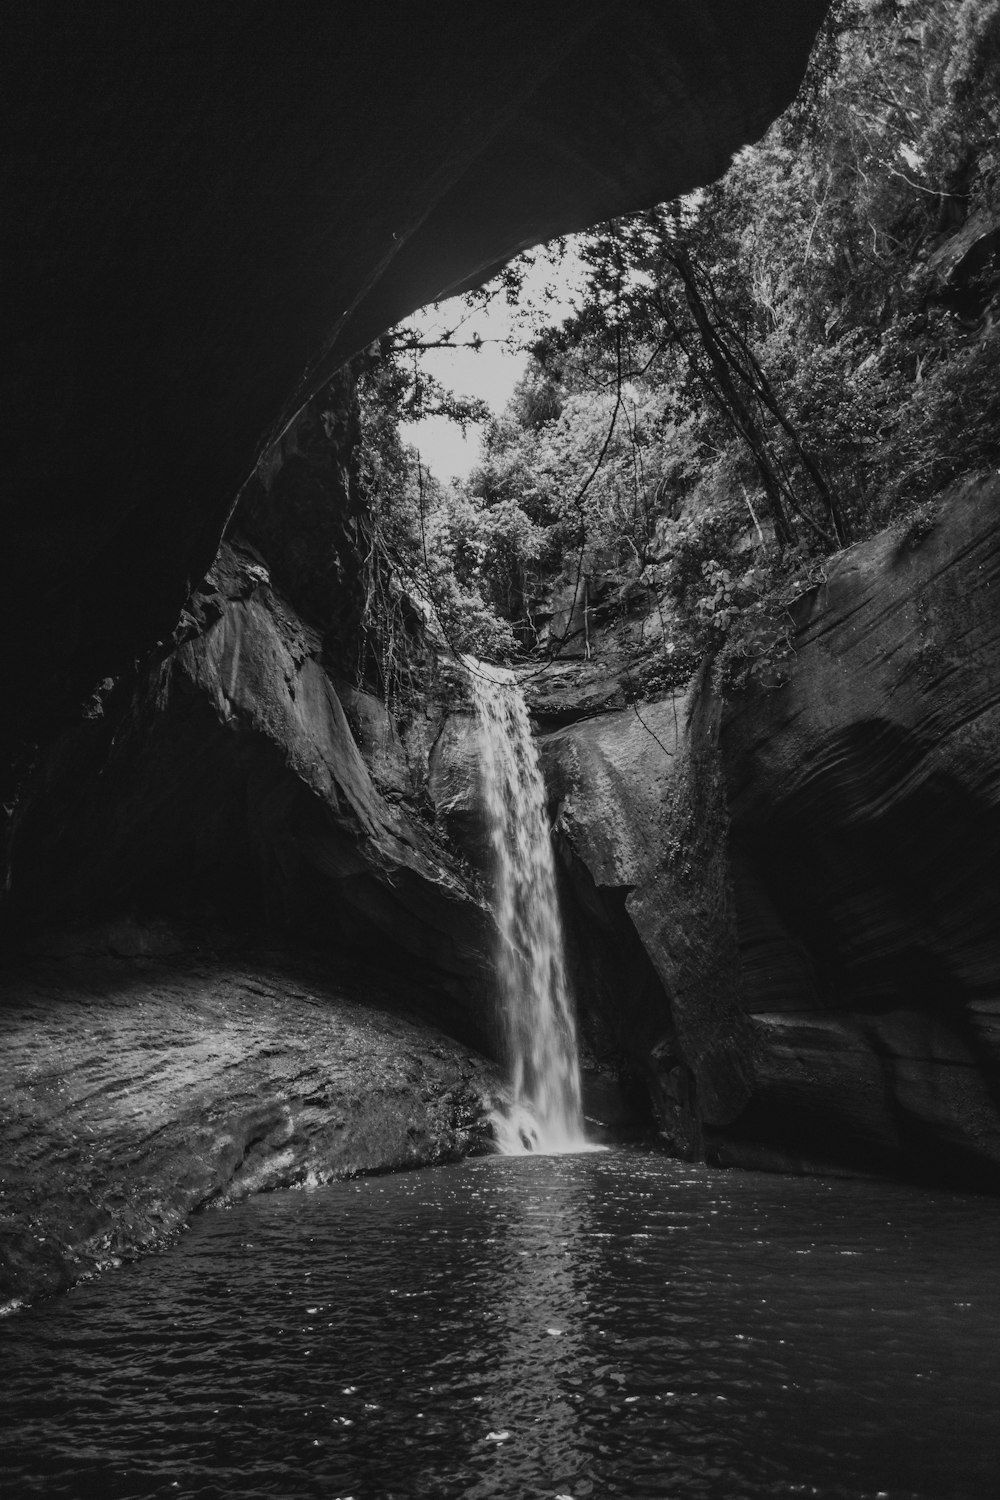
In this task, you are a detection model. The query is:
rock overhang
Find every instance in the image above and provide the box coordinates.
[2,1,829,788]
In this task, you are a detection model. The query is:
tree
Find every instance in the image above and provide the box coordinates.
[353,0,1000,687]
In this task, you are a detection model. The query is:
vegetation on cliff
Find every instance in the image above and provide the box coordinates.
[357,0,1000,692]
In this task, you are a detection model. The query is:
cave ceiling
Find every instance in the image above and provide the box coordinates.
[2,1,828,788]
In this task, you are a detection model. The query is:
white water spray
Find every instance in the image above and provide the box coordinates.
[467,661,589,1154]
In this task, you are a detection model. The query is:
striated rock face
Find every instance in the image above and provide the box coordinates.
[0,364,518,1297]
[3,539,497,1050]
[537,679,755,1159]
[2,3,828,800]
[719,474,1000,1186]
[1,466,510,1299]
[0,947,499,1306]
[540,475,1000,1187]
[428,712,491,874]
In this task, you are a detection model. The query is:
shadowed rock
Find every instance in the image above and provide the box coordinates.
[720,472,1000,1185]
[3,540,498,1049]
[0,946,499,1307]
[540,474,1000,1187]
[537,677,755,1159]
[2,2,828,795]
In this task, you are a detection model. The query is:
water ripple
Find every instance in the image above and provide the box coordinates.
[2,1151,999,1498]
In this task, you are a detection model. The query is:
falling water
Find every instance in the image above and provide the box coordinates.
[467,661,588,1154]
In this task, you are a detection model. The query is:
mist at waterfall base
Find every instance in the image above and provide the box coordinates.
[466,661,592,1156]
[4,1151,999,1499]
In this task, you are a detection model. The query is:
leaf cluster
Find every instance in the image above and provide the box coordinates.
[350,0,1000,695]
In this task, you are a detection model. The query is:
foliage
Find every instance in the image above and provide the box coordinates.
[352,343,519,699]
[351,0,1000,698]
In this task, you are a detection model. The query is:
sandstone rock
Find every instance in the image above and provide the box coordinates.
[522,658,630,729]
[0,949,500,1306]
[539,676,756,1157]
[719,472,1000,1186]
[427,712,492,873]
[537,475,1000,1186]
[339,685,413,801]
[3,544,498,1050]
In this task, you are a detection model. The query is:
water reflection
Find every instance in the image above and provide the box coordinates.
[2,1150,1000,1499]
[454,1157,595,1500]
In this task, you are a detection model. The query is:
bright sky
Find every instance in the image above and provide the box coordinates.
[398,247,586,481]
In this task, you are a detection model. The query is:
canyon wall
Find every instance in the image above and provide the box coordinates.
[537,475,1000,1187]
[5,429,1000,1315]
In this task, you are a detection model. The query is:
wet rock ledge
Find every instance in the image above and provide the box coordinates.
[0,942,498,1308]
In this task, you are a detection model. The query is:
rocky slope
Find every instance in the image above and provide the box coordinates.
[535,473,1000,1187]
[0,943,499,1308]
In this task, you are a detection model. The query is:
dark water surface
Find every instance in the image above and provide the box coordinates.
[3,1150,999,1499]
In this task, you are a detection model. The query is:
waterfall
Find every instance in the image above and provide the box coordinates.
[467,661,588,1154]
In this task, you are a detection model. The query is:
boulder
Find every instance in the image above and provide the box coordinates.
[0,947,499,1307]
